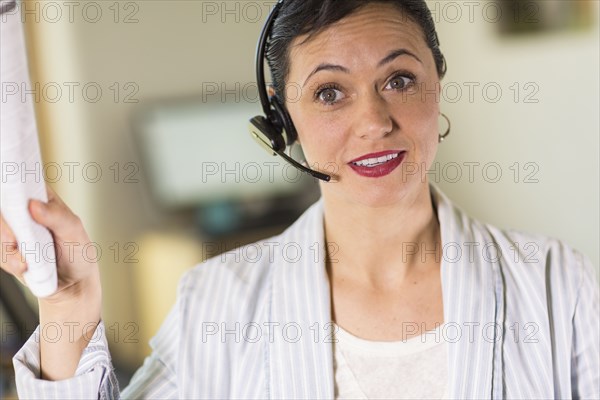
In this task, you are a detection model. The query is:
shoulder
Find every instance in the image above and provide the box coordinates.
[485,219,592,281]
[433,184,596,297]
[464,210,595,305]
[175,235,279,318]
[175,199,325,317]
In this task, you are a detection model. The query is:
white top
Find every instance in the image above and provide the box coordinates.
[333,323,449,399]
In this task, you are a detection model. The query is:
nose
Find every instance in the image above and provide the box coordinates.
[352,91,394,140]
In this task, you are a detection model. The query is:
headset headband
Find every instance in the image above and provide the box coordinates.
[255,0,284,119]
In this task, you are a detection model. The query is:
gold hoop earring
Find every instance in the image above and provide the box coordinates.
[439,113,451,143]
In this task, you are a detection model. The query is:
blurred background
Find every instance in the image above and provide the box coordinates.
[1,0,598,396]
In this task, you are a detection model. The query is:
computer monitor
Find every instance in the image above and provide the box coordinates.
[132,98,317,210]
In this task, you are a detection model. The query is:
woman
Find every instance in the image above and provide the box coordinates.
[4,0,599,398]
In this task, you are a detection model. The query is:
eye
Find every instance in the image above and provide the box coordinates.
[385,73,415,91]
[314,84,346,105]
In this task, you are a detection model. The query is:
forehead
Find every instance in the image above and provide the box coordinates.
[287,4,429,79]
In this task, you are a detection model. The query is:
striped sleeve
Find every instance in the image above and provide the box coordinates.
[119,300,181,398]
[571,251,600,399]
[12,268,192,398]
[12,321,120,399]
[12,289,186,398]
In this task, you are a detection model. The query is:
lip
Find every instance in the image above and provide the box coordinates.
[349,150,404,164]
[348,150,407,178]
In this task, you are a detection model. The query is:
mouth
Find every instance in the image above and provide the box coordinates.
[348,150,407,178]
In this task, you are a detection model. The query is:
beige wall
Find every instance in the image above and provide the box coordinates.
[430,0,599,271]
[21,0,599,371]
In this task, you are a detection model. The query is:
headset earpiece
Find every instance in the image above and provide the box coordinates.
[248,93,297,155]
[249,114,286,155]
[270,95,298,145]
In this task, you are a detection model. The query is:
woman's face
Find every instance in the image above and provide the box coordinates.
[285,3,441,208]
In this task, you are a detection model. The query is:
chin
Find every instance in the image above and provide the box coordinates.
[326,173,425,209]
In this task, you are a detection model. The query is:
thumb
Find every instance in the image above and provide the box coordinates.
[29,198,49,222]
[28,198,70,232]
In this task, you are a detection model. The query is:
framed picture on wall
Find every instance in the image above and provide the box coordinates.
[499,0,594,34]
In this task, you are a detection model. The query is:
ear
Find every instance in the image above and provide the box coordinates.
[267,85,276,98]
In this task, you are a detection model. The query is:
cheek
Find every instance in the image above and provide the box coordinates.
[415,105,439,142]
[394,97,439,144]
[420,113,440,164]
[290,108,347,164]
[398,101,440,165]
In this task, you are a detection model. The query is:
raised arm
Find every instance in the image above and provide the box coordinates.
[5,184,185,398]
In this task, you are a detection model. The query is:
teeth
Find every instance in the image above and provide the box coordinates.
[354,153,398,167]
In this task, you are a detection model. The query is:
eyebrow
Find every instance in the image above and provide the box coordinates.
[302,48,422,87]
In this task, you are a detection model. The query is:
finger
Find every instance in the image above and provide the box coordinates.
[28,196,81,238]
[0,213,28,275]
[34,184,76,228]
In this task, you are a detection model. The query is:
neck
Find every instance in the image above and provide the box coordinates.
[322,182,441,288]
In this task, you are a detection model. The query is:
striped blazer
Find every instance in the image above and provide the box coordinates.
[14,184,600,399]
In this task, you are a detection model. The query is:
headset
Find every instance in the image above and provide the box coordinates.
[248,0,332,182]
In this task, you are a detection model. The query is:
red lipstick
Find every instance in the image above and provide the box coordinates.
[348,150,406,178]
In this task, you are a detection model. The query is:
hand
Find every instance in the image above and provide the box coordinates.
[2,184,103,380]
[0,184,102,306]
